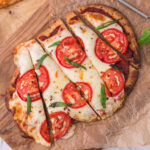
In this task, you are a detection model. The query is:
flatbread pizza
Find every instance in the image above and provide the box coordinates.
[6,4,140,148]
[6,41,50,146]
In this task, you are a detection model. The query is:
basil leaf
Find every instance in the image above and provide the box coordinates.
[95,18,123,30]
[27,93,31,115]
[35,54,49,70]
[110,64,123,73]
[137,27,150,44]
[48,41,60,48]
[64,56,87,70]
[49,102,72,107]
[100,84,107,109]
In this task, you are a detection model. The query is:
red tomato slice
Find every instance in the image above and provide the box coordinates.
[16,65,49,102]
[50,111,71,139]
[101,68,125,97]
[40,119,50,143]
[56,36,86,68]
[36,65,50,92]
[62,82,93,108]
[95,28,128,64]
[40,111,71,142]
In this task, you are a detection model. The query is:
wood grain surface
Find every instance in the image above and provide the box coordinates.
[0,0,150,150]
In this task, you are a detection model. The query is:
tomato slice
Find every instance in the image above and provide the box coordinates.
[16,65,49,102]
[36,65,50,92]
[62,82,93,108]
[50,111,71,139]
[40,119,50,143]
[56,36,86,68]
[101,68,125,97]
[40,111,71,142]
[95,28,128,64]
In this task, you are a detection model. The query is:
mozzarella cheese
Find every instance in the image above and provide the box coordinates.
[66,12,125,119]
[28,40,98,124]
[79,8,123,33]
[10,41,50,146]
[37,19,104,121]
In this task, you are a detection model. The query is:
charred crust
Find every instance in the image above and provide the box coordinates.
[125,66,139,96]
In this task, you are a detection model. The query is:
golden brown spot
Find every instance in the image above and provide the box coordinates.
[80,27,86,33]
[31,40,36,44]
[87,82,90,85]
[13,102,22,119]
[55,71,58,78]
[13,93,18,99]
[90,75,93,79]
[79,71,84,80]
[25,43,31,48]
[30,127,36,132]
[28,113,33,120]
[13,48,18,55]
[88,13,106,21]
[64,75,68,79]
[57,31,61,37]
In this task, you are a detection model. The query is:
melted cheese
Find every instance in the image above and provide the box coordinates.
[37,20,104,121]
[28,40,97,122]
[10,41,50,146]
[66,13,125,119]
[82,12,123,33]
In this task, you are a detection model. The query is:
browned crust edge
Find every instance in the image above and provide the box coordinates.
[125,66,139,96]
[5,68,32,139]
[37,18,65,42]
[77,5,140,95]
[77,5,140,67]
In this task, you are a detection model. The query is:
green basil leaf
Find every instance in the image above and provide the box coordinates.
[95,18,123,30]
[100,84,107,109]
[110,64,123,73]
[49,102,72,107]
[64,56,87,70]
[137,27,150,44]
[27,93,31,115]
[35,54,49,70]
[48,41,61,48]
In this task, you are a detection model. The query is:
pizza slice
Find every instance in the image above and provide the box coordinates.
[37,19,106,120]
[26,39,76,142]
[77,5,140,67]
[77,5,140,95]
[6,41,50,146]
[27,39,97,125]
[0,0,22,8]
[65,12,127,119]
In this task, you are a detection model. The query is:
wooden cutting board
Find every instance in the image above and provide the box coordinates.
[0,0,150,150]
